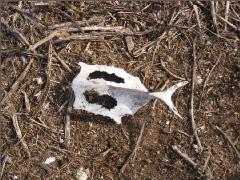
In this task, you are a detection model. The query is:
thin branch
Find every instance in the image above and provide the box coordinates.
[210,1,218,33]
[1,59,34,105]
[12,114,31,157]
[53,50,72,73]
[9,5,45,29]
[160,60,186,80]
[64,89,74,148]
[119,108,150,173]
[53,34,104,43]
[198,54,222,109]
[192,3,202,30]
[0,154,9,179]
[28,30,60,51]
[171,145,198,168]
[33,42,52,117]
[215,126,240,159]
[47,17,104,30]
[54,6,84,33]
[196,1,239,32]
[224,1,230,31]
[190,41,203,153]
[1,17,30,46]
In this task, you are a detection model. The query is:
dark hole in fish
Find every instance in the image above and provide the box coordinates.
[88,71,125,83]
[84,89,117,109]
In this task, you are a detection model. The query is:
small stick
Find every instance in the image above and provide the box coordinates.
[160,60,186,81]
[1,59,34,105]
[203,148,211,171]
[23,91,31,113]
[210,1,218,33]
[190,41,203,153]
[64,89,74,148]
[216,14,239,32]
[53,50,72,73]
[119,109,150,173]
[198,55,221,109]
[215,126,240,159]
[47,17,104,30]
[192,4,202,30]
[12,1,22,25]
[12,114,31,157]
[224,1,230,31]
[0,154,9,179]
[171,145,197,168]
[53,34,104,43]
[196,2,239,32]
[9,5,45,29]
[33,42,52,117]
[28,30,60,51]
[133,32,167,57]
[54,6,85,33]
[1,17,30,46]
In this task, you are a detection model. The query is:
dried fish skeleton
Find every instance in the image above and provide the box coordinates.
[72,62,188,124]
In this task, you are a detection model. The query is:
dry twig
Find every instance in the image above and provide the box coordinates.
[23,91,31,113]
[119,108,150,173]
[171,145,198,167]
[190,41,203,153]
[53,50,72,73]
[192,3,202,30]
[54,34,104,43]
[210,1,218,33]
[28,30,60,51]
[64,89,74,148]
[224,1,230,31]
[12,113,31,157]
[196,1,239,32]
[198,55,222,109]
[9,5,45,29]
[215,126,240,159]
[1,17,30,46]
[47,16,104,30]
[1,59,34,105]
[33,42,52,117]
[0,154,9,179]
[160,60,186,80]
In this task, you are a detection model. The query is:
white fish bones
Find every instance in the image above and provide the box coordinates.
[72,62,188,124]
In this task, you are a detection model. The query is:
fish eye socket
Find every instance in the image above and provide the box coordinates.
[87,71,125,83]
[84,89,117,109]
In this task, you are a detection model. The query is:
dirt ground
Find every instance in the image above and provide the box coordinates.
[1,1,240,179]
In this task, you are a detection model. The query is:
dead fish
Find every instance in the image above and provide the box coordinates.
[72,62,188,124]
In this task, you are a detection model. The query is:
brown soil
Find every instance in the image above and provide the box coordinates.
[1,1,240,180]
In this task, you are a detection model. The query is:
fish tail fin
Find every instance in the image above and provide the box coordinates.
[150,81,188,118]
